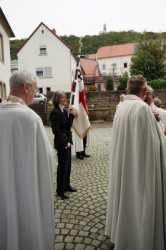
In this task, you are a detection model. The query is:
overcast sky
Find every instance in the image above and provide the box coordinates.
[1,0,166,38]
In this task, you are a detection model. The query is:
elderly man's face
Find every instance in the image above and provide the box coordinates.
[24,81,38,105]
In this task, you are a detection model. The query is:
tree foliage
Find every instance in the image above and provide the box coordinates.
[149,78,166,89]
[104,75,113,90]
[10,31,166,60]
[118,72,129,90]
[130,40,166,80]
[10,39,26,59]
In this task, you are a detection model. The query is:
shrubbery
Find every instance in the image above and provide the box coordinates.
[149,78,166,89]
[105,76,113,90]
[118,72,128,90]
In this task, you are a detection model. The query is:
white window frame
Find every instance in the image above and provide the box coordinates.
[36,67,52,79]
[102,64,106,70]
[112,63,117,75]
[39,45,47,56]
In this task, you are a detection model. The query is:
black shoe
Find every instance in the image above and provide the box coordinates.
[110,242,115,250]
[57,192,69,200]
[76,155,84,160]
[65,186,77,192]
[83,153,90,158]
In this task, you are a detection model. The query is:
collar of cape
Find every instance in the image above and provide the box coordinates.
[123,94,144,102]
[1,95,26,106]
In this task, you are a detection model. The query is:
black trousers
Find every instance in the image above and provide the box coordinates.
[56,147,71,194]
[76,136,87,156]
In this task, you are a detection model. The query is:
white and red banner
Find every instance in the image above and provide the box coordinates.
[70,65,90,138]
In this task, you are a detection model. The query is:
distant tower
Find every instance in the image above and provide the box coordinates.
[103,24,107,33]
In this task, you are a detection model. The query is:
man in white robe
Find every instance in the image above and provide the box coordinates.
[105,75,166,250]
[0,71,54,250]
[145,86,166,135]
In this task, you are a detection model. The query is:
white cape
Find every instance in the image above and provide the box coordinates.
[72,129,90,155]
[0,103,54,250]
[105,95,166,250]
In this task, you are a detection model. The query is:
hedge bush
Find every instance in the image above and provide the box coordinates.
[149,78,166,89]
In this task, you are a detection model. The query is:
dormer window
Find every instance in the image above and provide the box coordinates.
[39,45,47,56]
[0,34,4,62]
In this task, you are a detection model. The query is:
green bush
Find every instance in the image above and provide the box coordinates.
[149,78,166,89]
[118,72,128,90]
[105,76,113,90]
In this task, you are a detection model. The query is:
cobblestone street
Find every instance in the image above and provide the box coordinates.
[46,123,112,250]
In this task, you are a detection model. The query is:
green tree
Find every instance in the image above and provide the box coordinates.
[130,40,166,80]
[104,75,113,90]
[10,39,26,59]
[61,35,80,56]
[118,72,128,90]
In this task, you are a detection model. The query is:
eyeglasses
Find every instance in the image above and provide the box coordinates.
[28,84,38,94]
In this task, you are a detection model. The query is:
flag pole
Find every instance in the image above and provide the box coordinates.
[70,37,84,105]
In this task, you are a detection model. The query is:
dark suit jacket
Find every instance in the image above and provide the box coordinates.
[49,106,74,150]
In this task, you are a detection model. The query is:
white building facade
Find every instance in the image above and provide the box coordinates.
[17,22,76,94]
[97,43,136,77]
[98,55,133,76]
[0,8,14,98]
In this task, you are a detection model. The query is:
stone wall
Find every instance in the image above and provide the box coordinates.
[87,90,166,121]
[154,90,166,107]
[30,103,48,125]
[30,90,166,124]
[87,91,122,121]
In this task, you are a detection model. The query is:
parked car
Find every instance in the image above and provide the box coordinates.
[33,93,47,104]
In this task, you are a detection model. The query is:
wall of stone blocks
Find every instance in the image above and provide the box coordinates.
[30,90,166,124]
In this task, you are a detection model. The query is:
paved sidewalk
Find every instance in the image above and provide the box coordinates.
[46,123,112,250]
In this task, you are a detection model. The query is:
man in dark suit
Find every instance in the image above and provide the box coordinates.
[50,91,77,200]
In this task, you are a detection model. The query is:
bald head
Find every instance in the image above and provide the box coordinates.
[10,71,36,89]
[9,71,37,105]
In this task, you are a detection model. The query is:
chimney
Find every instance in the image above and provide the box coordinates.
[52,29,56,35]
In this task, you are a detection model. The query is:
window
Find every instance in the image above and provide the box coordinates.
[112,63,117,74]
[0,34,4,62]
[0,82,6,98]
[124,63,128,68]
[102,64,106,70]
[46,87,51,93]
[45,67,52,78]
[39,88,43,93]
[36,68,44,78]
[39,45,47,55]
[36,67,52,78]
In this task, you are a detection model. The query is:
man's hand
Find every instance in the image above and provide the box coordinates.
[65,143,71,149]
[153,112,160,122]
[69,105,78,117]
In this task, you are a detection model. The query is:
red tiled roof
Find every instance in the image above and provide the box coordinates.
[86,54,96,60]
[97,43,137,59]
[80,58,100,77]
[17,22,71,54]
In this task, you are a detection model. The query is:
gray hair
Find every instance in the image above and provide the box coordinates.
[154,97,162,107]
[146,85,154,94]
[10,71,36,89]
[52,91,66,107]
